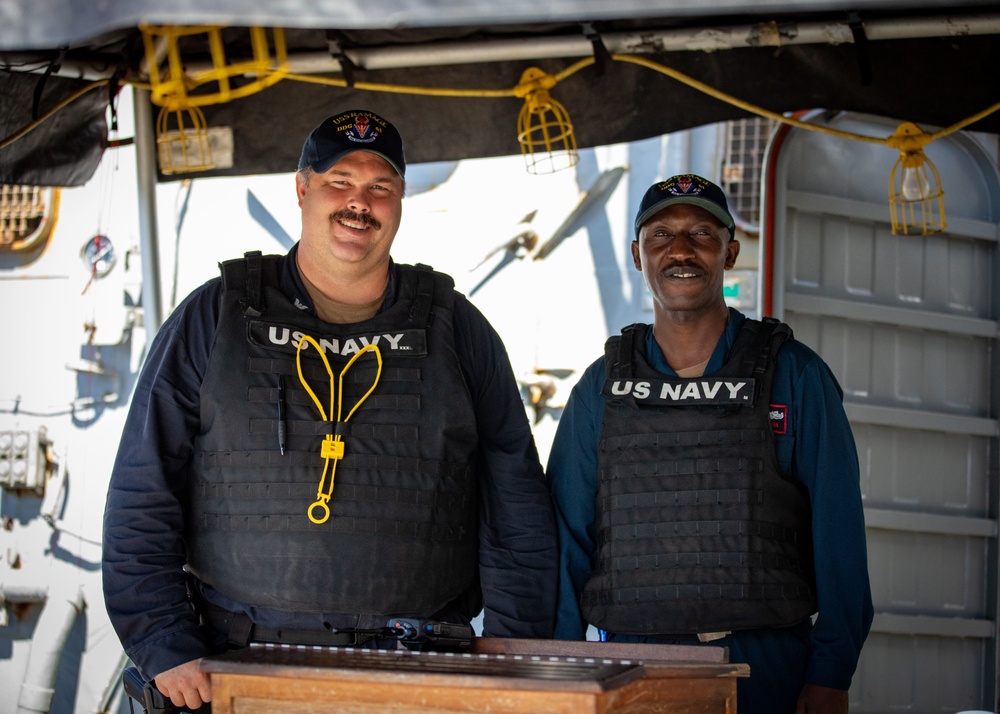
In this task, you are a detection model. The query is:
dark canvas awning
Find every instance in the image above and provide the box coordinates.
[2,1,998,186]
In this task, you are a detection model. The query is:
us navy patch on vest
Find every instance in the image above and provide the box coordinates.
[248,321,428,359]
[602,377,756,406]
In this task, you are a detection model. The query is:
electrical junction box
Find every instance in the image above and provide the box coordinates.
[0,428,51,495]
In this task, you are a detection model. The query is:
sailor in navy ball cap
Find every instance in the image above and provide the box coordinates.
[298,109,406,179]
[102,104,559,710]
[548,169,873,714]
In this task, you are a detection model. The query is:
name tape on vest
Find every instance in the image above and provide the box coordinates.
[603,377,756,406]
[248,321,429,359]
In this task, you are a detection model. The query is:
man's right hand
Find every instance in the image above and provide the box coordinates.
[154,659,212,710]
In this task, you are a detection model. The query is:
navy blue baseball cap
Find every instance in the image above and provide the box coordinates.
[634,174,735,239]
[298,110,406,178]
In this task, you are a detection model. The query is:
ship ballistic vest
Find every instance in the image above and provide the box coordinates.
[186,253,479,616]
[582,319,817,635]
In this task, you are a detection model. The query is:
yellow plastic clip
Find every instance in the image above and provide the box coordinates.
[296,338,382,525]
[308,494,331,525]
[320,435,345,460]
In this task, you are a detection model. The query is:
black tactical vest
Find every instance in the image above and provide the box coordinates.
[186,252,480,617]
[582,319,817,635]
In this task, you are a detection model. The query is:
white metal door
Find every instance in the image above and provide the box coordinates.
[762,110,1000,713]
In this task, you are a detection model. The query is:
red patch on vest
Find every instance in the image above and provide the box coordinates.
[769,404,788,435]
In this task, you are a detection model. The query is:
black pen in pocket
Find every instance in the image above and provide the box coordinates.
[277,374,288,455]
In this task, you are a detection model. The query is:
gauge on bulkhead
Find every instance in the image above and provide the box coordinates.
[81,234,116,277]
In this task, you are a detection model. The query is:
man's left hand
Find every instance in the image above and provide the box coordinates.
[795,683,849,714]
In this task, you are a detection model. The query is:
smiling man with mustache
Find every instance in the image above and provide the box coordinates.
[103,109,558,712]
[547,175,873,714]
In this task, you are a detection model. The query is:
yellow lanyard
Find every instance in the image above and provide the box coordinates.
[294,336,382,524]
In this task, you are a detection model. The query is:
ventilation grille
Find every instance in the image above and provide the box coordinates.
[722,118,776,231]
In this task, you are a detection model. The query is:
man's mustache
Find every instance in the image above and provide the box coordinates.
[331,210,382,231]
[663,260,703,272]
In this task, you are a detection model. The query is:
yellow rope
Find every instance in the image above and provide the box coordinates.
[553,57,596,84]
[338,343,383,422]
[274,51,1000,151]
[217,53,1000,152]
[609,53,1000,148]
[295,337,382,525]
[927,100,1000,141]
[0,78,155,149]
[0,79,107,150]
[4,42,999,160]
[611,54,885,145]
[279,53,1000,149]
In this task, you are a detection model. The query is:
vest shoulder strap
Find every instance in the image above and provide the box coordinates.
[729,317,793,380]
[219,251,283,317]
[605,323,647,379]
[397,263,456,327]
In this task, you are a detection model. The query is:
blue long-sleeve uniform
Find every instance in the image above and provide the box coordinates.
[547,309,873,713]
[103,247,558,681]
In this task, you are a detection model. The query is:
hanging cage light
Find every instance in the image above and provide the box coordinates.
[154,104,215,175]
[514,68,579,175]
[887,122,946,236]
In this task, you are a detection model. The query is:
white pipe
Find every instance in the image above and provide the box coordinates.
[133,85,164,337]
[12,12,1000,80]
[16,580,84,714]
[246,12,1000,72]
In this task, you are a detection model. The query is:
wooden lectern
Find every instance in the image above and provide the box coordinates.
[202,638,748,713]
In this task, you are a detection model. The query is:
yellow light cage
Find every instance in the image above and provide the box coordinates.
[155,105,214,175]
[514,68,579,175]
[886,122,947,236]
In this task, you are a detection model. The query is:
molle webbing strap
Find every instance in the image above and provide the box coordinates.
[608,323,646,379]
[731,318,769,377]
[732,317,791,379]
[201,512,470,540]
[766,319,792,365]
[615,324,643,379]
[247,418,420,441]
[248,357,420,385]
[725,318,789,406]
[751,318,790,379]
[603,326,642,408]
[242,250,264,317]
[220,250,271,317]
[408,270,435,326]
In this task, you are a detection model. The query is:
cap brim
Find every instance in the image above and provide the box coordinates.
[635,196,734,237]
[307,148,405,179]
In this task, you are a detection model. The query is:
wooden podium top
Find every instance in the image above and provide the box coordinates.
[203,639,748,713]
[470,636,729,663]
